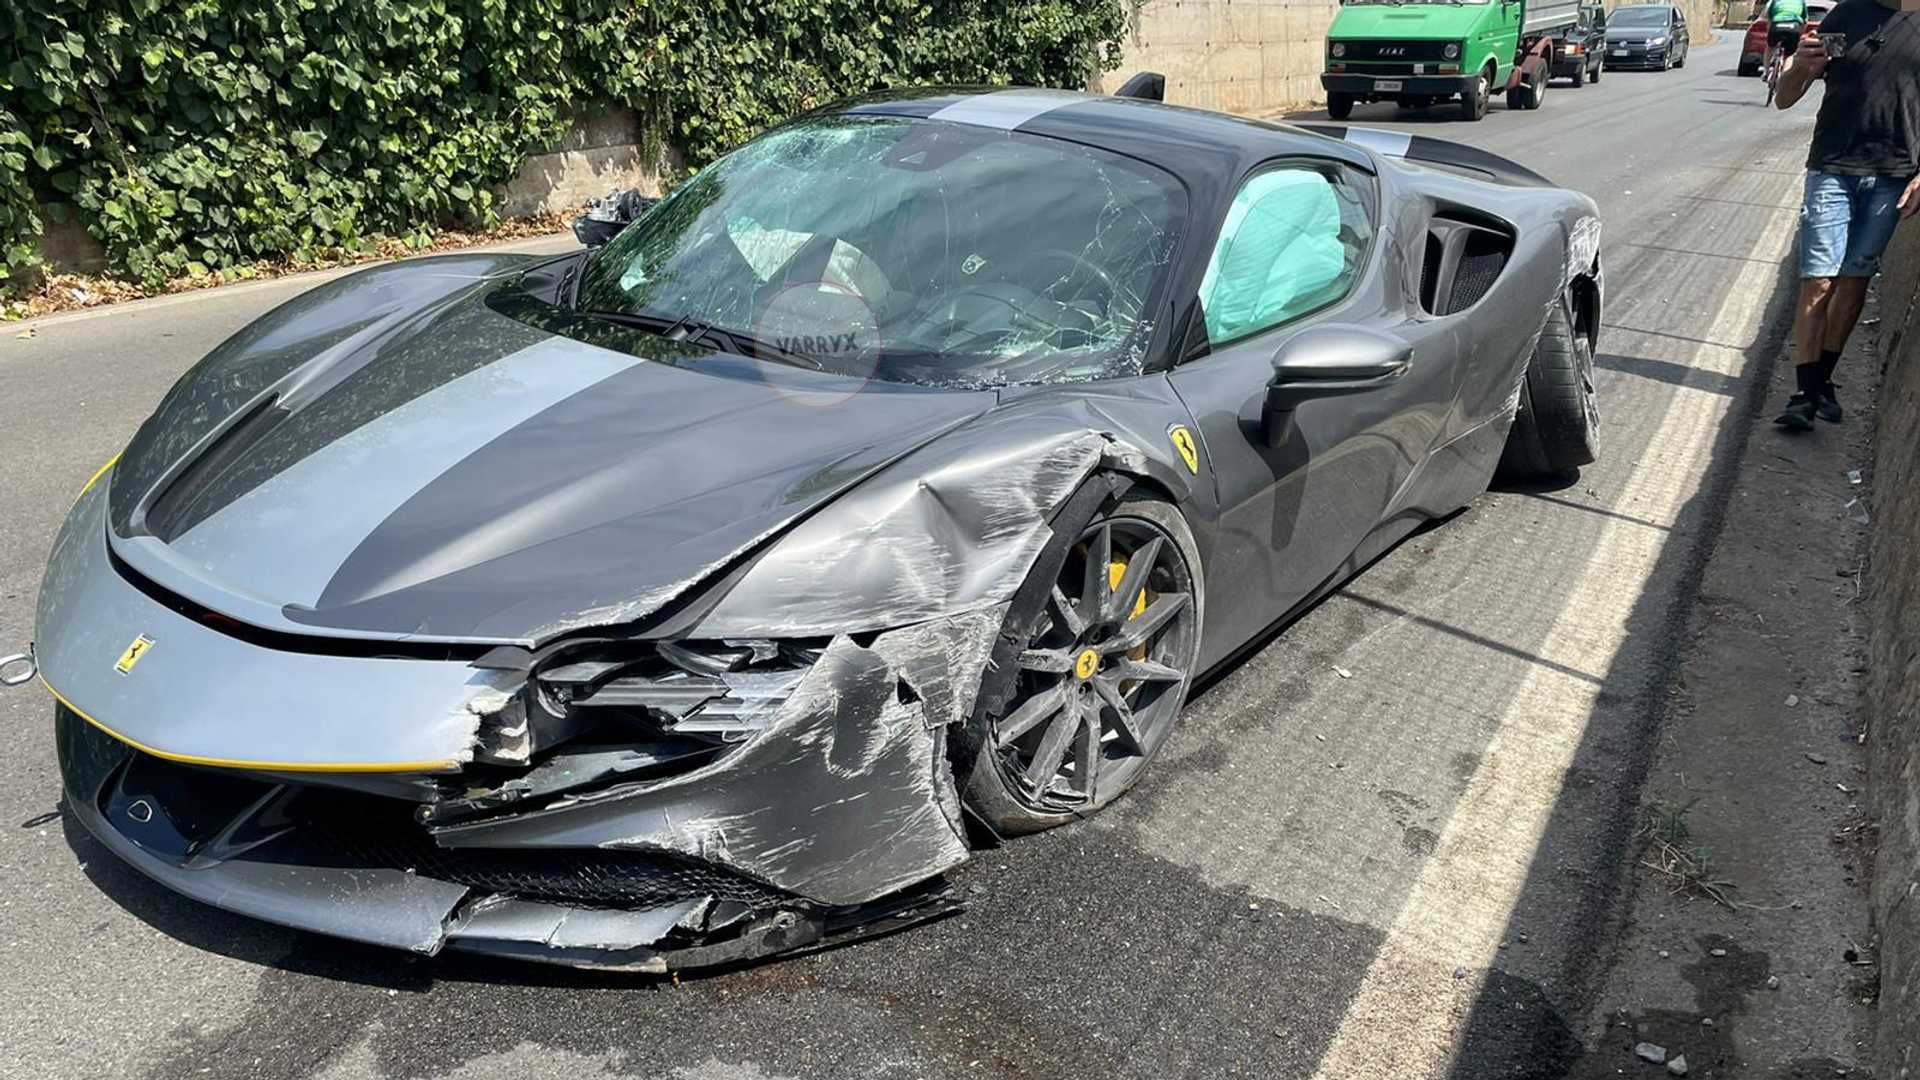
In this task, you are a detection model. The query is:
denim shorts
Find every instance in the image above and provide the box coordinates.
[1799,171,1905,279]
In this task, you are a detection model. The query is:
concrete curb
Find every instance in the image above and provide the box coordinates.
[9,232,577,331]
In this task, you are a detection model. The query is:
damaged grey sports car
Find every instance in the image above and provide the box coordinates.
[26,85,1603,971]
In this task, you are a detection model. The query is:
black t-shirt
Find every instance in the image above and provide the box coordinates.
[1809,0,1920,177]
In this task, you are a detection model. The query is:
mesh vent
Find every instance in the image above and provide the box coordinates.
[1447,232,1510,312]
[304,814,792,909]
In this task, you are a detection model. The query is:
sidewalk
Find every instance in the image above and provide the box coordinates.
[8,232,576,333]
[1573,283,1883,1075]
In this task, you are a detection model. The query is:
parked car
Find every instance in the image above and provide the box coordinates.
[33,82,1604,972]
[1553,3,1609,85]
[1739,1,1830,75]
[1603,4,1691,69]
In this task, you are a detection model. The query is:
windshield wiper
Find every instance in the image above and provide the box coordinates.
[576,309,823,369]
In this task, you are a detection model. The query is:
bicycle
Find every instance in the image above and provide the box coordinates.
[1762,22,1802,105]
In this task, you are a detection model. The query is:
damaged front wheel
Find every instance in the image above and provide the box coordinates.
[960,493,1203,834]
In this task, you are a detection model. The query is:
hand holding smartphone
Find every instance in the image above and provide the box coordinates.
[1819,32,1849,59]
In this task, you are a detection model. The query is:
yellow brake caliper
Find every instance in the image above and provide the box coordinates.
[1109,558,1151,675]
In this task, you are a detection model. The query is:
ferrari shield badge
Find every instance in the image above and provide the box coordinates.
[1168,425,1199,475]
[114,634,154,675]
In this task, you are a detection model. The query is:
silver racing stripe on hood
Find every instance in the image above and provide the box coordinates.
[925,89,1089,131]
[165,339,639,608]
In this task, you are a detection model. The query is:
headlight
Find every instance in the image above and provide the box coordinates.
[1649,35,1667,44]
[1444,42,1461,59]
[1331,42,1347,58]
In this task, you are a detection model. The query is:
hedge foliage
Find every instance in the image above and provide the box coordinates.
[1,0,1127,291]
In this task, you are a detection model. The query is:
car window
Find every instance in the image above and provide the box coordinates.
[575,115,1186,387]
[1198,163,1372,345]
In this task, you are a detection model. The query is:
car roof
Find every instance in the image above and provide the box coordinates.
[834,89,1378,186]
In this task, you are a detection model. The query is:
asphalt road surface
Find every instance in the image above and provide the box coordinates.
[0,39,1822,1080]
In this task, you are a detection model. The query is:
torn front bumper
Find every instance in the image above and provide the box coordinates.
[41,482,997,968]
[55,692,964,971]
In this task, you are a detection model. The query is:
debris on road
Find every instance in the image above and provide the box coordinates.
[1668,1053,1690,1075]
[1806,752,1829,764]
[1333,665,1354,679]
[1847,469,1863,485]
[1636,1042,1668,1064]
[1787,693,1800,707]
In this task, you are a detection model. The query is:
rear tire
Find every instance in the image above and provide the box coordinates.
[1590,57,1602,82]
[1524,69,1546,108]
[1572,63,1587,88]
[957,491,1204,835]
[1498,295,1600,480]
[1328,92,1356,121]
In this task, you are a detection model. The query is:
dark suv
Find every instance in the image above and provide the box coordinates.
[1553,4,1608,85]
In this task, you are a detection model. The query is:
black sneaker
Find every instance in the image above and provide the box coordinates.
[1817,383,1843,423]
[1774,393,1816,431]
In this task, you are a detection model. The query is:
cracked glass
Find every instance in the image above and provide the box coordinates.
[576,115,1185,387]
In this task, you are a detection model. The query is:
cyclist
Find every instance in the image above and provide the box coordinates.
[1766,0,1810,73]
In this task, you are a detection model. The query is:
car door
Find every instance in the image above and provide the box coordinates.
[1168,158,1451,659]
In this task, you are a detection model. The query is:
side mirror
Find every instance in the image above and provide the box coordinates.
[1263,325,1412,445]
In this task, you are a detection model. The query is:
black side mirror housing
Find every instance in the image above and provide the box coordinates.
[1263,324,1413,446]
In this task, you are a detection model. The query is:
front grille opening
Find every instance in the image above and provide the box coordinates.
[292,787,795,910]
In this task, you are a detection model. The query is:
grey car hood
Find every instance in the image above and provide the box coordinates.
[106,260,994,644]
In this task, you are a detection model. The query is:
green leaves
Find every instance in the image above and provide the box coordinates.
[0,0,1127,294]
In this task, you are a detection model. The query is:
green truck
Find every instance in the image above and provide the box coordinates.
[1321,0,1584,121]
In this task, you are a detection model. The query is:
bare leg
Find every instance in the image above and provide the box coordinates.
[1792,276,1836,367]
[1820,275,1871,356]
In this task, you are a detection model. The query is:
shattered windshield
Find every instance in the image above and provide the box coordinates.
[575,115,1185,387]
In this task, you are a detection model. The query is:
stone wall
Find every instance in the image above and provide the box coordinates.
[1866,218,1920,1075]
[497,105,677,218]
[1097,0,1341,115]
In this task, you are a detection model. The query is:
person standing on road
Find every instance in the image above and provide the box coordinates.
[1771,0,1920,431]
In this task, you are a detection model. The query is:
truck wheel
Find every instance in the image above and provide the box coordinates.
[1458,68,1491,121]
[1524,70,1546,109]
[1328,92,1356,121]
[1509,80,1533,110]
[1497,295,1599,480]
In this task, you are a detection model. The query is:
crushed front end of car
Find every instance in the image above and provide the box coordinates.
[38,476,1007,972]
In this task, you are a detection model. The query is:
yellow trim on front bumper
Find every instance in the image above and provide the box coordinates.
[42,676,460,774]
[78,453,121,500]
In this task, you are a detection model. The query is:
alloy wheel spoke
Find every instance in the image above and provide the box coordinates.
[1048,585,1087,639]
[1079,523,1112,620]
[1108,536,1161,622]
[1074,700,1102,802]
[1024,696,1079,789]
[996,681,1068,748]
[1114,657,1185,684]
[1104,592,1190,653]
[1018,647,1074,674]
[1091,673,1148,756]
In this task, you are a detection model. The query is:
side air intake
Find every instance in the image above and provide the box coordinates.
[1417,213,1515,317]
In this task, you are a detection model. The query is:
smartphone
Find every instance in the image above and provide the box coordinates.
[1820,32,1849,59]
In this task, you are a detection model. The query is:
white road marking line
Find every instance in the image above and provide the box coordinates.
[1307,186,1799,1080]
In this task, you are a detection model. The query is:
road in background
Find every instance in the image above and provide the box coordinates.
[0,40,1843,1080]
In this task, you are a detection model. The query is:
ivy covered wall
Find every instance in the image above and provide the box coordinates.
[0,0,1127,290]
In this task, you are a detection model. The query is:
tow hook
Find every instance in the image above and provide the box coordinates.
[0,649,37,688]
